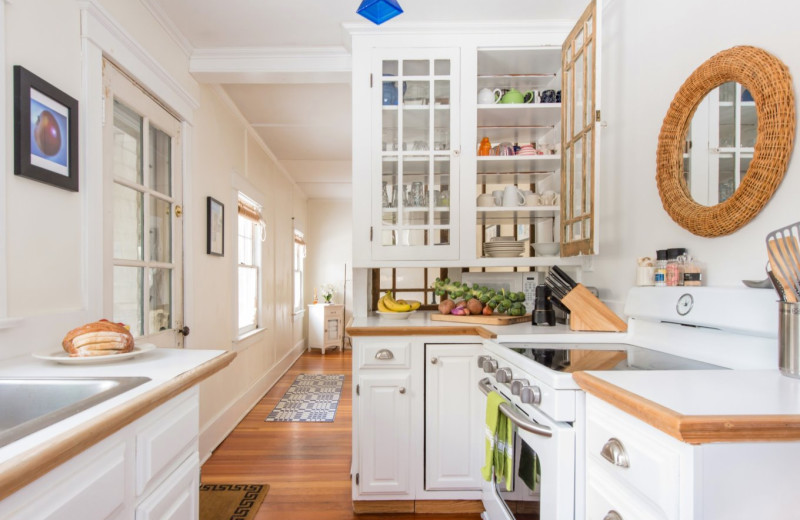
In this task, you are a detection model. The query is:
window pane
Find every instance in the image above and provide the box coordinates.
[149,268,171,333]
[114,184,143,260]
[113,101,142,184]
[149,196,171,263]
[149,125,171,196]
[238,216,254,266]
[238,265,258,330]
[114,266,143,337]
[396,268,425,288]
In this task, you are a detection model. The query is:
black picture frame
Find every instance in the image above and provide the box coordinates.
[207,197,224,256]
[13,65,79,192]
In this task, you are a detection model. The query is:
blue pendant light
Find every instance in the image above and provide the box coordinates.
[357,0,403,25]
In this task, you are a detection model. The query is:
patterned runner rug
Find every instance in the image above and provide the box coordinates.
[264,374,345,422]
[199,483,268,520]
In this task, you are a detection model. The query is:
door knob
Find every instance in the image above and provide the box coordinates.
[603,512,623,520]
[399,387,406,394]
[430,357,438,364]
[178,326,190,336]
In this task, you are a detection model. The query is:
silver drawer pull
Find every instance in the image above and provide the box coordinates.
[375,349,394,360]
[604,511,623,520]
[600,438,630,468]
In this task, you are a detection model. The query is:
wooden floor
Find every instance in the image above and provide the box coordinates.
[201,349,481,520]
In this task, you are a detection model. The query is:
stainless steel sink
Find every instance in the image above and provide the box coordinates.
[0,376,150,448]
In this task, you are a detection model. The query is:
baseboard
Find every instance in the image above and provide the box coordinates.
[198,340,305,463]
[353,500,483,515]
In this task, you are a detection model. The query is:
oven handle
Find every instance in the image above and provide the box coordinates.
[478,377,552,438]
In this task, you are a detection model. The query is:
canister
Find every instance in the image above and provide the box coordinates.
[779,302,800,378]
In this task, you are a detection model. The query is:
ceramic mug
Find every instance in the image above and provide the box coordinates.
[492,190,504,206]
[525,193,542,206]
[523,90,540,104]
[477,194,495,207]
[477,88,495,104]
[540,89,556,103]
[541,190,558,205]
[502,186,526,207]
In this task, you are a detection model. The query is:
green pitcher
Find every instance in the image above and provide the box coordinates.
[499,88,524,104]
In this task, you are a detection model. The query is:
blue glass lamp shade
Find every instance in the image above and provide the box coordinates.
[357,0,403,25]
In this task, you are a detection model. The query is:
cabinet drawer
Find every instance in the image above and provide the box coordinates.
[358,340,411,369]
[586,397,682,519]
[136,392,199,495]
[326,306,343,318]
[586,462,667,520]
[135,454,199,520]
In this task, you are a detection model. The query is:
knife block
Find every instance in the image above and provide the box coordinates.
[561,284,628,332]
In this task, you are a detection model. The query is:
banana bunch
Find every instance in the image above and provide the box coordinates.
[378,291,421,313]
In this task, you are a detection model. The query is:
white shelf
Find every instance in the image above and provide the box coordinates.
[471,255,582,268]
[477,206,559,225]
[382,206,450,213]
[477,155,560,174]
[477,103,561,127]
[477,171,556,185]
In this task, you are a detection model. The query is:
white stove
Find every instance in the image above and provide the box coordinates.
[478,287,779,520]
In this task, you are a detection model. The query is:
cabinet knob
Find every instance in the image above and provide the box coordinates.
[399,387,406,394]
[600,438,630,468]
[375,349,394,360]
[603,511,623,520]
[431,357,438,364]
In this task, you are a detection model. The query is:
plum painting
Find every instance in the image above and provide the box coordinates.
[29,89,69,176]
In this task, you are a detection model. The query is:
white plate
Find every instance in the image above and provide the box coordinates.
[32,343,157,365]
[376,310,417,320]
[486,251,523,258]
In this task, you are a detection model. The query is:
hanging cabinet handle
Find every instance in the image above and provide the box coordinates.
[375,349,394,360]
[603,511,623,520]
[600,438,630,468]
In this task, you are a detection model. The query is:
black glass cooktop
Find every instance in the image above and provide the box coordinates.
[500,343,724,371]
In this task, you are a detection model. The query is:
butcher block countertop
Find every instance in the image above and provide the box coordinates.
[574,370,800,444]
[0,347,235,501]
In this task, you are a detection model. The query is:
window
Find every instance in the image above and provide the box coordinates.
[104,59,183,346]
[371,268,449,310]
[238,194,263,335]
[294,230,306,313]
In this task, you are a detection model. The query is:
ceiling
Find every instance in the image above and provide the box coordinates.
[144,0,589,199]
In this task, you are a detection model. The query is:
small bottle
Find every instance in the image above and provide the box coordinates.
[478,137,491,156]
[683,256,703,286]
[654,250,667,287]
[665,248,686,287]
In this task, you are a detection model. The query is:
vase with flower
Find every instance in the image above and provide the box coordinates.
[321,283,335,304]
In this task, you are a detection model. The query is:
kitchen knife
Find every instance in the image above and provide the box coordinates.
[551,265,578,289]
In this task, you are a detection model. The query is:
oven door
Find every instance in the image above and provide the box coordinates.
[479,379,575,520]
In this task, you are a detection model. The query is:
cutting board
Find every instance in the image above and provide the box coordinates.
[429,313,530,325]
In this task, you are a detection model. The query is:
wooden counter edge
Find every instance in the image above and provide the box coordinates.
[346,325,495,339]
[0,350,237,501]
[573,371,800,444]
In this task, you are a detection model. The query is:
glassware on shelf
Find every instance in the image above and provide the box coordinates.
[410,182,425,207]
[382,182,389,208]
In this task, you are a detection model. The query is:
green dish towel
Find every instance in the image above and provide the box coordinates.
[518,441,540,492]
[481,390,514,491]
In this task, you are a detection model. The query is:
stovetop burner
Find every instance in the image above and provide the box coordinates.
[501,343,725,372]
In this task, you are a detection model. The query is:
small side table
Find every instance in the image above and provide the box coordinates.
[307,303,344,354]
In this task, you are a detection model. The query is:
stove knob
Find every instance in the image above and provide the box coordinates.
[477,355,493,368]
[495,367,512,383]
[520,385,542,405]
[510,379,529,396]
[482,359,499,373]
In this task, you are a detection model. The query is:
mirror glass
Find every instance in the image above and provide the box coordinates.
[683,82,757,206]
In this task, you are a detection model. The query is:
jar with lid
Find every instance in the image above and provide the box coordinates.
[683,256,703,286]
[665,248,687,286]
[654,250,667,287]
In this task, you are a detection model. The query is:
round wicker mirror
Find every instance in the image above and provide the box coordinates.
[656,46,795,237]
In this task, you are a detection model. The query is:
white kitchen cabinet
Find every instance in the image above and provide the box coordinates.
[350,1,600,267]
[0,388,200,520]
[307,303,344,354]
[585,394,800,520]
[425,343,483,491]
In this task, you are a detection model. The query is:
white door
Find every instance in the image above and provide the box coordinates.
[425,343,484,490]
[103,60,184,348]
[357,372,412,496]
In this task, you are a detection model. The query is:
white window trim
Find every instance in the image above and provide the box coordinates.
[231,173,266,343]
[293,230,306,314]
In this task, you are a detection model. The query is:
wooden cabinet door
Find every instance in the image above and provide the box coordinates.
[425,343,483,490]
[357,372,412,496]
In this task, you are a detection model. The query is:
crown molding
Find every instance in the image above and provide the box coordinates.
[342,19,575,38]
[139,0,194,57]
[190,47,351,84]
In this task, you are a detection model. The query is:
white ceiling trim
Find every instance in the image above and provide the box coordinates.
[342,19,576,38]
[139,0,194,57]
[190,47,352,84]
[210,85,306,198]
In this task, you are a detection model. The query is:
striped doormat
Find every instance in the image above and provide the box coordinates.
[199,483,268,520]
[264,374,345,422]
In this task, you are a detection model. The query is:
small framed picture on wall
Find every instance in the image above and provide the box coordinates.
[13,65,79,191]
[207,196,224,256]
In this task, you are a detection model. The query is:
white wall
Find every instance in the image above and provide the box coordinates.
[0,0,307,461]
[586,0,800,310]
[306,199,354,328]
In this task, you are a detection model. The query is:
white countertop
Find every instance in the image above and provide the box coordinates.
[0,347,227,466]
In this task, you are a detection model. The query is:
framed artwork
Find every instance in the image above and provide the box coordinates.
[207,196,224,256]
[13,65,79,191]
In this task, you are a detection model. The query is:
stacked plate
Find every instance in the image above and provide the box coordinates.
[483,238,525,257]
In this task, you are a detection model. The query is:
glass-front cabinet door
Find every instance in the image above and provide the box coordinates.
[371,48,460,261]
